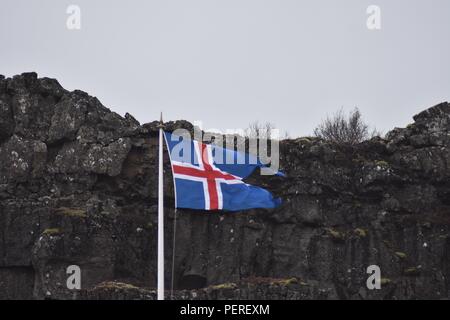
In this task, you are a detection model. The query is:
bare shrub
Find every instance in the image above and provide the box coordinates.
[314,108,380,145]
[245,121,275,139]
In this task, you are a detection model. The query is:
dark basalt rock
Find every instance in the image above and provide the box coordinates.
[1,72,450,300]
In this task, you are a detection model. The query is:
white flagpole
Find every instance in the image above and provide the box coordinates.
[157,112,164,300]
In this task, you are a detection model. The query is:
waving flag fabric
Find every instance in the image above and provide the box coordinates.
[164,132,282,211]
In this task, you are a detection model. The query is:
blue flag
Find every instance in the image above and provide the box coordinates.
[164,131,283,211]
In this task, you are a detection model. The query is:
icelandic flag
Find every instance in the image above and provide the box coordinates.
[164,131,283,211]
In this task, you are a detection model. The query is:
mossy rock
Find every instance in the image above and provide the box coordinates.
[395,252,407,259]
[210,282,237,290]
[326,228,345,242]
[55,207,87,218]
[95,281,139,290]
[375,160,389,167]
[241,276,303,287]
[270,277,299,286]
[404,267,421,276]
[42,228,62,236]
[354,228,368,238]
[296,137,313,144]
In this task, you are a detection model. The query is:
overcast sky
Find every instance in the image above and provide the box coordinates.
[1,0,450,137]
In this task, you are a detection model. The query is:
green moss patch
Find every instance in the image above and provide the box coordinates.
[42,228,62,236]
[95,281,139,290]
[395,252,407,259]
[55,207,87,218]
[354,228,368,238]
[210,283,237,290]
[326,228,345,241]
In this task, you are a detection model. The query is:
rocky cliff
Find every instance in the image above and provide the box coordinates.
[1,72,450,300]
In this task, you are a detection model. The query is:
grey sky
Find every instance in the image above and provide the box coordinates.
[1,0,450,137]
